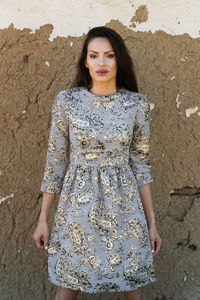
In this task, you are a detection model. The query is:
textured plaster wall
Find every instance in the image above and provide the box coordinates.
[0,1,200,300]
[0,0,200,39]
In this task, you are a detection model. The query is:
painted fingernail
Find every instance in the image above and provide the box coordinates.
[152,249,155,254]
[45,246,48,250]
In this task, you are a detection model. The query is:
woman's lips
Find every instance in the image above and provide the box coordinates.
[96,70,108,76]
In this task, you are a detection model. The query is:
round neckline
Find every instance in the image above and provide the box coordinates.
[81,86,122,98]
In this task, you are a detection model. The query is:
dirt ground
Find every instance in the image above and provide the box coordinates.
[0,20,200,300]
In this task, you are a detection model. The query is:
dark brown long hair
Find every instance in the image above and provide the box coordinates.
[72,26,138,92]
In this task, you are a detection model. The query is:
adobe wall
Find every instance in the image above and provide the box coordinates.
[0,2,200,300]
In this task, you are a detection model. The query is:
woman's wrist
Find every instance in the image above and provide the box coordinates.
[147,218,156,229]
[39,211,48,222]
[144,209,155,226]
[148,223,157,232]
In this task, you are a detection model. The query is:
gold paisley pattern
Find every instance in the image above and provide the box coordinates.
[123,219,148,247]
[41,87,155,293]
[64,222,89,254]
[48,241,61,255]
[89,255,102,269]
[55,252,91,291]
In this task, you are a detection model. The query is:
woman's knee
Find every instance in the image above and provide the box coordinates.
[124,287,144,300]
[56,286,78,300]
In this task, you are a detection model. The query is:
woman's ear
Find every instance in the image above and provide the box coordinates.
[85,60,88,68]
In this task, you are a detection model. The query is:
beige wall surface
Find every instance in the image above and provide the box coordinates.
[0,1,200,300]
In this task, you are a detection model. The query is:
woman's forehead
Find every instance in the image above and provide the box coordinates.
[87,37,114,52]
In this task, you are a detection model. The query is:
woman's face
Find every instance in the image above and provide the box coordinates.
[85,37,117,86]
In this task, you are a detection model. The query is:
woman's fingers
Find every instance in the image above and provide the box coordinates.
[33,234,44,249]
[33,223,49,249]
[153,237,162,256]
[150,239,155,254]
[149,226,162,256]
[43,233,49,249]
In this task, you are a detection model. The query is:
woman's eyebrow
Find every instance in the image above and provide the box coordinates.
[88,50,115,53]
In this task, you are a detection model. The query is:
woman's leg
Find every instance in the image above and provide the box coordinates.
[124,288,145,300]
[55,286,78,300]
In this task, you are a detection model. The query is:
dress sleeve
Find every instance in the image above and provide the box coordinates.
[40,92,69,194]
[129,95,153,188]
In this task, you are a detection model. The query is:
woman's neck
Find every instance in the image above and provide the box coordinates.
[90,82,117,96]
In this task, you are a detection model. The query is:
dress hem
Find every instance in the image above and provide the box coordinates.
[48,277,156,294]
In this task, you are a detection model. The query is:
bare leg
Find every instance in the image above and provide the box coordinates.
[124,288,145,300]
[55,286,78,300]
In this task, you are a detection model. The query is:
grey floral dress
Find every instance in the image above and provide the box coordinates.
[40,86,156,293]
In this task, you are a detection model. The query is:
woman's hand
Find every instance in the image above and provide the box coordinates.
[149,224,162,256]
[33,220,49,249]
[33,193,55,249]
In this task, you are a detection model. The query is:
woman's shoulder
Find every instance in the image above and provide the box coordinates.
[122,89,149,102]
[56,87,83,99]
[53,87,83,108]
[121,89,150,109]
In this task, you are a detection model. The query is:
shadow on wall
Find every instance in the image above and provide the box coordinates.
[0,20,200,300]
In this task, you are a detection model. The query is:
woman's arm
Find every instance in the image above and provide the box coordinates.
[39,192,56,222]
[33,91,69,249]
[139,183,155,227]
[40,91,69,194]
[139,183,161,256]
[129,95,161,255]
[33,192,55,249]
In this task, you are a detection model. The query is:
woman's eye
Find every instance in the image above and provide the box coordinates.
[89,54,97,58]
[107,54,114,58]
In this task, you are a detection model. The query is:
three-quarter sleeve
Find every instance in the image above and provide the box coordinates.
[40,92,69,194]
[129,96,153,188]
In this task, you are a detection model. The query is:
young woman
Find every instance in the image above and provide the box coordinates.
[33,26,162,300]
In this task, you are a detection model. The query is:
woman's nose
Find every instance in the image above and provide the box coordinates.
[98,56,105,65]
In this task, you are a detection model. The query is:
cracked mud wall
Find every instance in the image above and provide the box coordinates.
[0,20,200,300]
